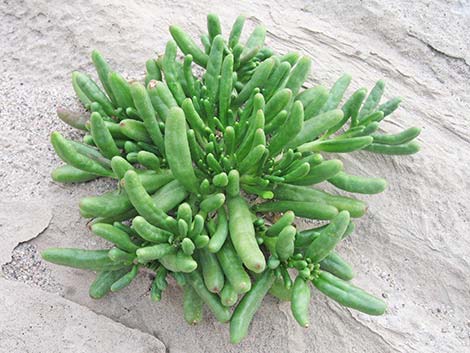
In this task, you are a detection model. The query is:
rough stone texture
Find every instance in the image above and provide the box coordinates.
[2,243,63,292]
[1,0,469,352]
[0,279,166,353]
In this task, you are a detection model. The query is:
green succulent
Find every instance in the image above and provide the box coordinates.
[43,13,420,344]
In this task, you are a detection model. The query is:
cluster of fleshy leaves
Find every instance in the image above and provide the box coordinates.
[43,14,420,344]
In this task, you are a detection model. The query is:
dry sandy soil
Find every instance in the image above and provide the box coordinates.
[1,0,469,352]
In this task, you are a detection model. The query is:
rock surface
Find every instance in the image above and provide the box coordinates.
[1,0,469,352]
[0,201,52,264]
[0,279,166,353]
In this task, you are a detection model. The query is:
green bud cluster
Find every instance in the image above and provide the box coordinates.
[44,13,419,344]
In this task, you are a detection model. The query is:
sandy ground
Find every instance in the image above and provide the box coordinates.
[1,0,469,352]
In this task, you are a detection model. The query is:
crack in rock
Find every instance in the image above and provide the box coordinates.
[0,200,52,265]
[407,32,470,68]
[2,243,63,293]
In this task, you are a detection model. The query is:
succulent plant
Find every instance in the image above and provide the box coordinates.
[43,14,420,344]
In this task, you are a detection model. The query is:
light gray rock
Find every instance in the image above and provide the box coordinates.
[0,201,52,264]
[1,1,469,352]
[0,278,166,353]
